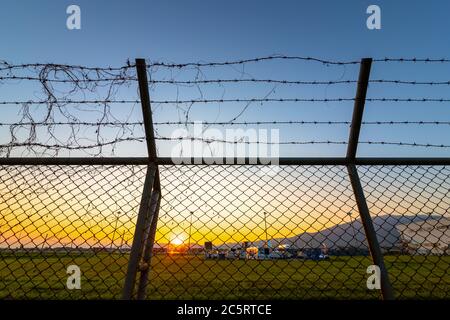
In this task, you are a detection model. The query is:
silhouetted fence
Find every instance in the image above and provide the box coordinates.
[0,56,449,299]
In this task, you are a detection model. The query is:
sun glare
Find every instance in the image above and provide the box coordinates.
[171,235,184,246]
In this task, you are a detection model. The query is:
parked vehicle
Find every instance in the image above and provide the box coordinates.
[269,250,292,259]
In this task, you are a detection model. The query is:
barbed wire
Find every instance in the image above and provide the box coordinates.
[359,141,450,148]
[154,136,450,148]
[0,60,140,157]
[372,58,450,63]
[361,121,450,125]
[146,55,361,68]
[0,137,145,155]
[366,98,450,102]
[0,100,140,105]
[4,97,450,105]
[1,120,450,127]
[149,79,357,85]
[2,56,360,72]
[2,56,450,73]
[5,76,450,87]
[0,121,144,127]
[152,120,450,126]
[2,57,450,156]
[2,136,448,150]
[156,79,450,86]
[147,56,450,68]
[370,80,450,86]
[0,137,144,150]
[0,98,357,105]
[0,61,135,72]
[0,76,137,83]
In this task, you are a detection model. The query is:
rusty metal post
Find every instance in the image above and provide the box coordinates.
[346,58,394,300]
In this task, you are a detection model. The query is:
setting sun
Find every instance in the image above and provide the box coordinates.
[171,235,185,246]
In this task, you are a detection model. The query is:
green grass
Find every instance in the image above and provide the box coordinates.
[0,252,449,299]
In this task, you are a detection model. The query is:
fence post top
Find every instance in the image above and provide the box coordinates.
[135,58,146,65]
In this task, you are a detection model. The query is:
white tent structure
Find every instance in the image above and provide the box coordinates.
[396,218,450,255]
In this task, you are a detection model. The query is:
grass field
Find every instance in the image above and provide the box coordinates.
[0,252,449,299]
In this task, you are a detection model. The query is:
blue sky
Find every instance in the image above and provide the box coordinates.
[1,0,450,157]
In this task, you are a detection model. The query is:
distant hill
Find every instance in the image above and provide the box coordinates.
[215,214,446,250]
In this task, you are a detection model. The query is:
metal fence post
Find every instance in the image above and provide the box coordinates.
[122,164,156,299]
[122,58,161,300]
[137,176,161,300]
[135,58,158,162]
[346,58,395,300]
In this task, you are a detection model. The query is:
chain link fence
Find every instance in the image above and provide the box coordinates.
[149,164,375,299]
[144,164,449,299]
[1,164,448,299]
[0,57,449,300]
[0,165,147,299]
[358,165,450,299]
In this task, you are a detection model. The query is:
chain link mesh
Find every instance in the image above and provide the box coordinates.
[148,165,373,299]
[0,164,449,299]
[358,165,450,299]
[0,165,147,299]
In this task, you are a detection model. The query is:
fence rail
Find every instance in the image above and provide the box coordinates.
[0,56,449,300]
